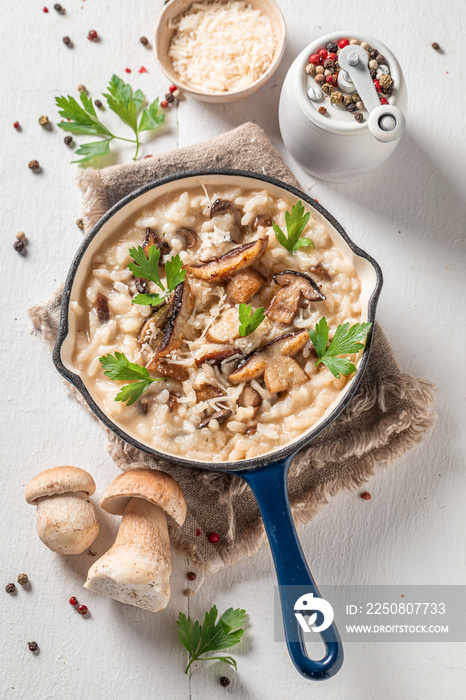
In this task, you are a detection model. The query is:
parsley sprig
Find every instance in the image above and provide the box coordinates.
[177,606,247,674]
[56,75,165,163]
[238,303,265,336]
[99,352,164,405]
[309,317,372,378]
[128,245,186,306]
[273,201,314,254]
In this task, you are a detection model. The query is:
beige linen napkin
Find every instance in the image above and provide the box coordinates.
[30,123,436,571]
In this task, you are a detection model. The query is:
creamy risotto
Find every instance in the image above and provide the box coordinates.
[72,185,364,462]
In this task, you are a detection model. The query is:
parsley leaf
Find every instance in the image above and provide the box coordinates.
[177,605,247,674]
[272,200,314,254]
[238,303,265,336]
[309,317,372,378]
[128,246,186,307]
[99,352,163,406]
[56,75,165,164]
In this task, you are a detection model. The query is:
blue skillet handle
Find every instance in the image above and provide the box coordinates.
[238,456,343,680]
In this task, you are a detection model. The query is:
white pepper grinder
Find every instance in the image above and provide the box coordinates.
[279,32,407,181]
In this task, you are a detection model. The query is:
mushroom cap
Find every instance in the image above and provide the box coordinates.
[100,469,187,526]
[25,466,96,505]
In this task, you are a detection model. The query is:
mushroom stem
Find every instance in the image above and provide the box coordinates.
[36,491,99,555]
[84,498,172,612]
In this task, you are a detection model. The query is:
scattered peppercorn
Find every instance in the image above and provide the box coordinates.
[323,58,334,69]
[69,596,78,606]
[16,230,26,241]
[354,113,364,123]
[28,642,39,653]
[172,89,181,98]
[38,115,50,127]
[138,66,148,73]
[352,93,360,103]
[326,41,338,53]
[187,572,196,581]
[140,36,149,46]
[196,528,201,536]
[321,83,332,94]
[17,574,28,585]
[78,604,88,615]
[13,240,26,253]
[370,69,377,80]
[369,49,378,59]
[125,68,131,73]
[380,97,388,105]
[13,121,20,130]
[432,42,440,51]
[318,106,327,115]
[355,101,364,110]
[160,100,169,108]
[94,99,103,108]
[62,36,72,47]
[77,84,87,93]
[183,589,194,597]
[338,38,349,49]
[28,160,40,171]
[6,583,16,594]
[87,30,99,41]
[349,39,359,45]
[208,532,219,543]
[360,491,372,500]
[64,135,73,146]
[54,3,65,13]
[165,93,175,104]
[42,7,49,12]
[346,103,356,112]
[220,677,230,688]
[305,63,316,76]
[76,218,84,230]
[379,74,393,90]
[361,42,370,51]
[330,91,343,104]
[376,54,385,64]
[343,94,353,106]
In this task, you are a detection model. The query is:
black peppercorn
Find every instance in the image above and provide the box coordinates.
[369,49,378,59]
[323,58,334,69]
[376,54,385,64]
[220,677,230,687]
[54,3,65,13]
[13,240,25,253]
[62,36,72,46]
[64,135,73,146]
[94,99,103,108]
[326,41,338,53]
[5,583,16,594]
[354,112,364,123]
[370,69,377,80]
[140,36,149,46]
[28,642,39,653]
[187,572,196,581]
[28,160,40,171]
[165,93,175,104]
[346,103,356,112]
[432,42,440,51]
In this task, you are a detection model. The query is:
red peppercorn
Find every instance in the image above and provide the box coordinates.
[309,54,320,65]
[187,572,196,581]
[325,74,337,85]
[138,66,148,73]
[169,84,177,93]
[87,30,98,41]
[196,528,201,536]
[328,52,337,62]
[78,604,88,615]
[374,80,381,93]
[69,596,78,606]
[380,97,388,105]
[125,68,131,73]
[160,100,169,108]
[43,6,49,12]
[144,154,153,159]
[208,532,219,544]
[13,121,20,130]
[338,38,349,49]
[318,49,328,59]
[360,491,372,500]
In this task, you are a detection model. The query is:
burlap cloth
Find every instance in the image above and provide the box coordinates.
[29,123,436,572]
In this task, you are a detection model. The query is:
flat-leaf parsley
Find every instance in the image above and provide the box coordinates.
[309,317,372,378]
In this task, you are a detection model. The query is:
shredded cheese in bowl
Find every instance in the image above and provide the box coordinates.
[168,0,277,94]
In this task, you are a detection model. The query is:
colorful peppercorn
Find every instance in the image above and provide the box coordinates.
[78,604,88,615]
[13,121,20,130]
[69,596,79,606]
[64,135,73,145]
[338,38,349,49]
[309,54,320,65]
[346,103,356,112]
[17,574,28,586]
[160,100,169,108]
[326,41,338,53]
[208,532,219,543]
[318,49,328,60]
[373,80,381,93]
[5,583,16,594]
[360,491,372,500]
[314,74,325,86]
[94,99,103,108]
[187,572,196,581]
[379,74,393,90]
[220,677,231,688]
[54,3,65,13]
[305,63,317,76]
[76,218,84,230]
[87,30,99,41]
[380,97,388,105]
[39,115,50,126]
[318,106,327,115]
[63,36,72,46]
[432,42,440,51]
[28,642,39,653]
[343,94,353,106]
[183,588,194,597]
[330,91,343,104]
[325,74,337,86]
[28,160,40,171]
[354,113,364,123]
[376,54,385,64]
[140,36,149,46]
[77,84,87,93]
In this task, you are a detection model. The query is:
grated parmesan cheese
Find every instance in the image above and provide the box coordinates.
[168,0,277,93]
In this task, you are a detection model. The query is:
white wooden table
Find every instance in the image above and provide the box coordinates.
[1,1,465,698]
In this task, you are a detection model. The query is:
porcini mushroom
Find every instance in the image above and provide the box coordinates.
[85,469,186,613]
[266,271,326,324]
[206,307,241,343]
[25,466,99,555]
[185,237,268,282]
[252,214,273,231]
[226,268,265,304]
[143,227,171,259]
[210,198,243,243]
[228,330,309,393]
[238,386,262,417]
[148,279,193,360]
[176,227,198,250]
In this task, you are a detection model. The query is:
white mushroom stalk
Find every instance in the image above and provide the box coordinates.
[85,469,187,613]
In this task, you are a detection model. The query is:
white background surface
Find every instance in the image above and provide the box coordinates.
[1,1,465,698]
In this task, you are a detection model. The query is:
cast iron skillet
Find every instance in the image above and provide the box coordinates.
[53,170,383,680]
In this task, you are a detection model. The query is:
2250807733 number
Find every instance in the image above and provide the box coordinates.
[365,602,446,615]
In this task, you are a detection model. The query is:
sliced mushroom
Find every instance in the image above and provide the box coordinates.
[206,307,241,344]
[176,227,198,250]
[252,214,273,231]
[198,408,232,429]
[95,293,110,323]
[210,198,243,243]
[237,386,262,417]
[195,384,224,402]
[310,264,331,280]
[195,349,241,367]
[266,271,326,324]
[226,268,265,304]
[228,330,309,393]
[134,277,149,294]
[150,280,194,359]
[143,227,171,259]
[167,393,179,412]
[138,304,170,345]
[138,398,150,415]
[150,359,189,381]
[185,237,268,282]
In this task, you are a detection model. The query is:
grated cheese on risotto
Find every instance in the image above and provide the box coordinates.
[168,0,277,93]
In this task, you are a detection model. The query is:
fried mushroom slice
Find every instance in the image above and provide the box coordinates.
[195,349,241,367]
[195,384,224,402]
[226,268,265,304]
[143,227,171,259]
[148,280,194,360]
[252,214,273,231]
[237,386,262,417]
[228,330,309,393]
[95,293,110,323]
[206,307,240,344]
[266,271,326,324]
[149,360,189,381]
[210,198,243,243]
[176,227,198,250]
[185,237,268,282]
[198,408,232,429]
[309,264,331,280]
[138,304,170,346]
